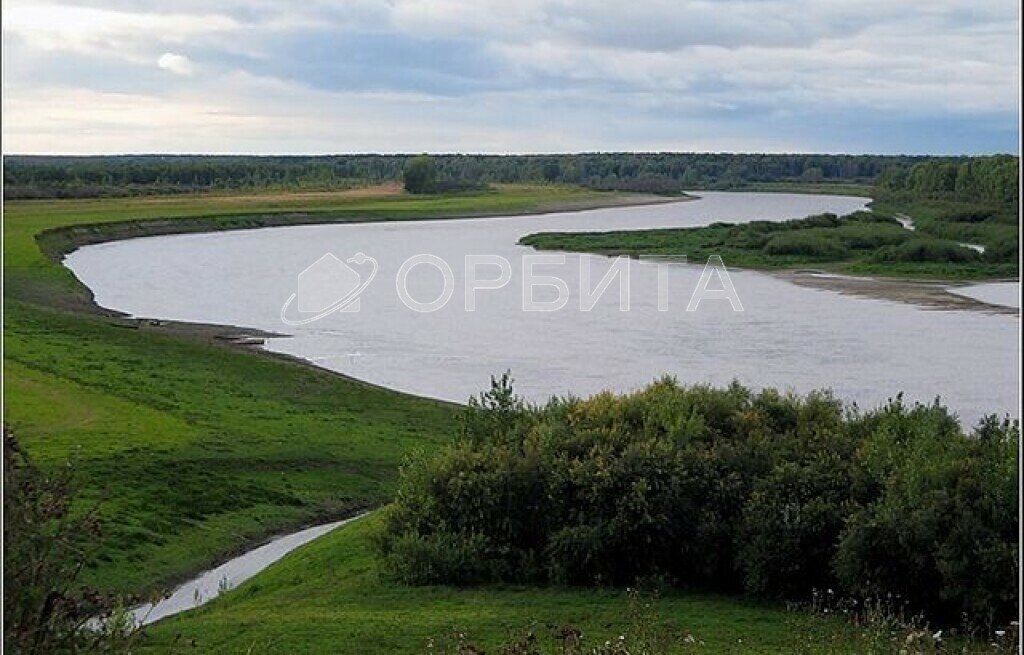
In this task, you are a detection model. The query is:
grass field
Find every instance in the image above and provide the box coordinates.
[135,513,878,654]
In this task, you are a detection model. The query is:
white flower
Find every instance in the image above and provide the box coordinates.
[932,630,942,641]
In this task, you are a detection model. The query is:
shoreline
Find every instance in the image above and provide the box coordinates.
[775,271,1019,315]
[39,189,694,378]
[37,190,691,268]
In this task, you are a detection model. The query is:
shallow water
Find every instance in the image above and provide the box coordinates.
[949,281,1020,309]
[65,192,1019,426]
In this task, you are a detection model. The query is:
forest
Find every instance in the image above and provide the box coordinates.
[1,152,979,199]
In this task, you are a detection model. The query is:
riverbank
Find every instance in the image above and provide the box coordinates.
[778,271,1019,314]
[2,184,685,596]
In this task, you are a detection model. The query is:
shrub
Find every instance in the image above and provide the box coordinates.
[833,415,1018,628]
[941,209,996,223]
[762,232,849,259]
[376,378,1019,630]
[737,454,855,598]
[833,224,909,250]
[872,238,981,263]
[403,155,437,194]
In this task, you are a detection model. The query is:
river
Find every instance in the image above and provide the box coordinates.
[65,192,1019,426]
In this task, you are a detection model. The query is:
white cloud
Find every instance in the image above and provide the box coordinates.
[1,3,237,56]
[1,0,1018,153]
[157,53,194,76]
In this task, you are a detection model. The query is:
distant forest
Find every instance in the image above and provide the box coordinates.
[2,153,1018,202]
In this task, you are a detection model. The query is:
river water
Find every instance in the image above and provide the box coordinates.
[65,192,1019,426]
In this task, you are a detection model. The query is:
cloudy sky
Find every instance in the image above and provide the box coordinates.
[2,0,1019,154]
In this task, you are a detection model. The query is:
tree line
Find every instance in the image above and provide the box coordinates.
[3,153,1001,199]
[876,155,1018,208]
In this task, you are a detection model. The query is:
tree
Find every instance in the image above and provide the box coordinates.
[403,155,437,194]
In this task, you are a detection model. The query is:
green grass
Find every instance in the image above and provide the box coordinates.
[3,183,635,594]
[521,197,1019,280]
[136,513,870,654]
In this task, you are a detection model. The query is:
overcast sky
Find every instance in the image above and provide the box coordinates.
[2,0,1020,154]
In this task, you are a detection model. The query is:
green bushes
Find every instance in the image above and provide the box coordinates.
[762,232,849,259]
[377,378,1018,630]
[873,238,982,263]
[942,209,997,223]
[833,415,1019,626]
[403,155,438,194]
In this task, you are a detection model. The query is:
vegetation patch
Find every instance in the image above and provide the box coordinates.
[378,375,1018,633]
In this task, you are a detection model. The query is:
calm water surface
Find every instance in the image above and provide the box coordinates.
[65,192,1019,426]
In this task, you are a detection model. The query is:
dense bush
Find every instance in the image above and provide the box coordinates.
[377,377,1018,630]
[941,209,997,223]
[872,238,982,264]
[762,232,849,259]
[402,155,438,194]
[832,223,909,250]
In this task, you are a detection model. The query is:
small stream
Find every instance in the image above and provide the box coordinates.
[127,514,366,626]
[894,213,986,253]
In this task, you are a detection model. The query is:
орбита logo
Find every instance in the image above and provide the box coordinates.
[279,252,378,325]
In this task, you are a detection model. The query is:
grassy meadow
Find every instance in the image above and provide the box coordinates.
[136,513,878,654]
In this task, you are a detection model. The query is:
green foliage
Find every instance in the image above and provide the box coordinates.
[402,155,438,194]
[139,512,882,654]
[833,414,1019,627]
[523,204,1017,279]
[877,155,1019,208]
[5,153,990,199]
[763,232,849,259]
[3,429,139,654]
[872,238,981,264]
[378,378,1019,630]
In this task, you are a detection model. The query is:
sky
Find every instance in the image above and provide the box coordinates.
[1,0,1020,155]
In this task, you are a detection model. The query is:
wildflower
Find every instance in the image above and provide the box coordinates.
[931,630,942,641]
